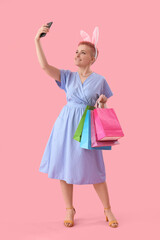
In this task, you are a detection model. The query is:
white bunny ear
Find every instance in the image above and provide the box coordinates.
[80,30,91,42]
[92,26,99,47]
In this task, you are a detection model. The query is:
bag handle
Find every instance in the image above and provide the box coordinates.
[95,101,108,108]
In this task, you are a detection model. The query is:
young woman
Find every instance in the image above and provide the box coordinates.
[35,23,118,228]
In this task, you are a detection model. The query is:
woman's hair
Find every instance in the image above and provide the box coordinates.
[78,41,99,63]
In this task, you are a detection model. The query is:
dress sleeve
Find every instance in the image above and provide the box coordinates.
[55,69,71,92]
[101,78,113,98]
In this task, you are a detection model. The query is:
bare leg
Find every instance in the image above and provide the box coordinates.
[93,181,118,227]
[93,181,111,208]
[60,180,75,227]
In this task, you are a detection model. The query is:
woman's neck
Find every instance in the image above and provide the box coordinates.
[78,68,93,77]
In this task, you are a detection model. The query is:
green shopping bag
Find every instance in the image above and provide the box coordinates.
[73,105,95,142]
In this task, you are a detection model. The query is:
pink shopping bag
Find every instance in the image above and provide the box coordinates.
[91,110,120,147]
[94,107,124,141]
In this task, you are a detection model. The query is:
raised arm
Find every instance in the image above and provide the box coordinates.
[43,64,61,82]
[34,23,61,82]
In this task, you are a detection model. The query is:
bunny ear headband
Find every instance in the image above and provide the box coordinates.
[80,26,99,59]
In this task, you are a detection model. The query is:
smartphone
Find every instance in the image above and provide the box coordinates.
[40,21,53,38]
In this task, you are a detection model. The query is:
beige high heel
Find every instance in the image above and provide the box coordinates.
[104,206,119,228]
[64,207,76,227]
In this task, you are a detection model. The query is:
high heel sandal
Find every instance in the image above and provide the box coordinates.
[104,206,119,228]
[64,207,76,227]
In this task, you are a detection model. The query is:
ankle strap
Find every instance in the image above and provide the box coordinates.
[66,207,74,209]
[104,206,111,210]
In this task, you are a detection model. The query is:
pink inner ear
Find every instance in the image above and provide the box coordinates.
[92,32,96,45]
[80,30,91,42]
[92,27,99,46]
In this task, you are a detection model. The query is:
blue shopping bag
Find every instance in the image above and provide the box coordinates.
[80,110,112,150]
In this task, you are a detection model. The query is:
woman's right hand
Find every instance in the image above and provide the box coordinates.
[34,24,50,41]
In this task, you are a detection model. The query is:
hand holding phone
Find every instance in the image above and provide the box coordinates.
[40,21,53,38]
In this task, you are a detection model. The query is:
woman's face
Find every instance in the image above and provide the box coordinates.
[74,44,95,67]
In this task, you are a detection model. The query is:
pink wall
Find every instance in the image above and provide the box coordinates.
[0,0,160,239]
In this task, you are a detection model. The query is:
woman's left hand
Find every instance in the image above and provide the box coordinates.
[98,94,108,103]
[94,94,108,108]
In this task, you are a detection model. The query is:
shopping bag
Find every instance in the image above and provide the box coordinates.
[91,110,120,147]
[73,105,95,142]
[94,108,124,141]
[80,110,112,150]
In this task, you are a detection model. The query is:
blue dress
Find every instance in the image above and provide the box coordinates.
[39,70,113,184]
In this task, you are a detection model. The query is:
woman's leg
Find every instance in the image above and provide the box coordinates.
[60,180,74,208]
[60,180,75,226]
[93,181,118,227]
[93,181,111,208]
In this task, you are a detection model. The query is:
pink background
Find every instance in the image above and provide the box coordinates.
[1,0,160,239]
